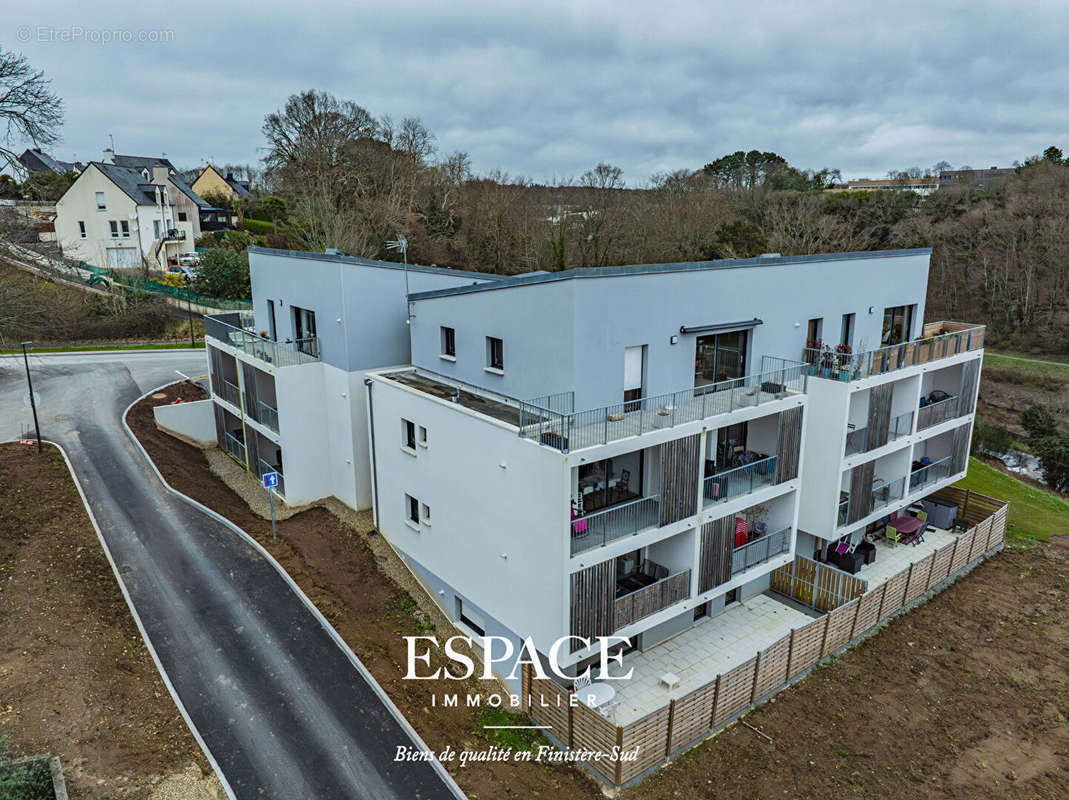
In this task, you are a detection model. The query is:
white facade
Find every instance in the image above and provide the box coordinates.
[55,159,200,270]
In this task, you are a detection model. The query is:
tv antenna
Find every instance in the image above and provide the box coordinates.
[386,234,412,319]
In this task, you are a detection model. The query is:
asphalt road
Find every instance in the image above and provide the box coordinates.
[0,350,461,800]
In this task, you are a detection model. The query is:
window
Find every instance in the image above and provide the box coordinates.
[178,211,187,222]
[95,192,105,209]
[806,318,823,348]
[77,221,86,238]
[840,313,855,347]
[266,299,277,341]
[486,336,504,371]
[153,220,161,239]
[406,494,420,525]
[402,418,416,450]
[109,220,119,238]
[293,306,317,357]
[441,326,456,358]
[882,305,914,346]
[694,330,747,389]
[725,588,739,605]
[120,220,130,238]
[421,503,431,523]
[418,425,427,446]
[456,598,485,637]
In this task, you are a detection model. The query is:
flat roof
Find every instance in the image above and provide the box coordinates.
[247,246,503,282]
[378,369,527,427]
[405,248,933,302]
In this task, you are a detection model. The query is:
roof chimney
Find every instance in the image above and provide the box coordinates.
[151,164,169,186]
[103,148,115,164]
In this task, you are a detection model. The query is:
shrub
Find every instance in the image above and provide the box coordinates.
[241,218,274,235]
[1021,403,1058,443]
[972,420,1013,455]
[191,248,251,299]
[1033,434,1069,493]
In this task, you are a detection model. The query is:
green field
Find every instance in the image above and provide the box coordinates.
[0,342,205,355]
[984,351,1069,377]
[955,457,1069,543]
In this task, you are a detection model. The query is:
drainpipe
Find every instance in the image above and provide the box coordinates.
[364,377,380,530]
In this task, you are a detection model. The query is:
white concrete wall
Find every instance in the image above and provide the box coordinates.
[153,398,216,446]
[797,378,850,535]
[368,373,569,655]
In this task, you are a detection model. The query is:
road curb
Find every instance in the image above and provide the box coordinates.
[121,379,468,800]
[2,439,238,800]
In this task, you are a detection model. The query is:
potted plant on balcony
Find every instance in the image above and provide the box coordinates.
[819,343,835,378]
[834,343,852,381]
[851,338,868,380]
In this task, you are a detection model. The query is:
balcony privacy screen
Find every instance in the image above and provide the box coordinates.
[867,383,893,450]
[958,359,980,417]
[847,461,876,524]
[951,423,971,474]
[698,515,734,593]
[659,434,701,527]
[775,406,803,483]
[241,361,260,421]
[569,559,616,651]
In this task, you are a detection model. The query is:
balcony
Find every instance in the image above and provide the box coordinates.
[162,228,185,241]
[917,394,962,431]
[909,455,952,492]
[204,311,320,367]
[731,525,791,576]
[838,476,907,528]
[804,321,984,382]
[613,567,691,630]
[703,456,778,506]
[218,378,240,408]
[844,410,914,456]
[222,430,246,464]
[571,494,660,556]
[520,356,807,453]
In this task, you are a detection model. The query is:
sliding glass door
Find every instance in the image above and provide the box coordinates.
[694,330,747,390]
[882,305,913,346]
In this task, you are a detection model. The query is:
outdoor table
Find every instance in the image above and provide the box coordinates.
[888,515,924,535]
[578,682,616,708]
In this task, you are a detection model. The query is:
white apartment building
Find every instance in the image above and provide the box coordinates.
[55,149,202,269]
[200,246,983,706]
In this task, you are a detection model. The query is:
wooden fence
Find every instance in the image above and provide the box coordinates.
[523,490,1008,789]
[769,554,868,611]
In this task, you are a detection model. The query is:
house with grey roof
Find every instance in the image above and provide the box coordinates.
[18,148,84,175]
[54,149,203,269]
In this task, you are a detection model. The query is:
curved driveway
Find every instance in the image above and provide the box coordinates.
[0,351,462,800]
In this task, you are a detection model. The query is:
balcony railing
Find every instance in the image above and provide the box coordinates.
[520,356,807,453]
[703,456,778,507]
[909,455,952,491]
[218,378,240,408]
[613,569,691,630]
[223,431,246,464]
[205,312,320,367]
[257,458,285,497]
[571,494,660,556]
[257,400,279,433]
[844,410,914,456]
[732,526,791,576]
[838,476,907,527]
[804,321,984,382]
[917,395,961,431]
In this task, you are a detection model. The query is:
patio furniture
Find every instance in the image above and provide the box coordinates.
[660,672,680,691]
[573,672,592,692]
[921,497,957,529]
[734,518,749,547]
[578,681,615,709]
[639,559,669,581]
[884,525,901,547]
[888,515,924,536]
[857,540,876,564]
[837,550,865,574]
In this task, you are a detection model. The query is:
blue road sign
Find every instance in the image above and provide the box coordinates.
[262,472,279,489]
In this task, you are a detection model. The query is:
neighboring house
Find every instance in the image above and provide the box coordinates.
[201,247,983,709]
[192,163,253,202]
[54,149,203,269]
[18,148,83,175]
[843,176,940,195]
[938,166,1017,188]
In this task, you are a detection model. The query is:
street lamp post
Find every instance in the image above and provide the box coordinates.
[21,341,42,453]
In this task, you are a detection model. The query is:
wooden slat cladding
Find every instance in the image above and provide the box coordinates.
[787,617,827,676]
[569,559,616,651]
[698,516,734,593]
[571,701,617,783]
[950,423,971,475]
[958,357,980,416]
[751,635,791,700]
[847,460,875,524]
[658,434,701,526]
[667,681,718,753]
[866,382,894,449]
[617,708,671,783]
[775,405,803,483]
[241,361,260,420]
[712,658,757,725]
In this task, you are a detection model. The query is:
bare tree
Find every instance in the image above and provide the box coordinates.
[0,48,64,177]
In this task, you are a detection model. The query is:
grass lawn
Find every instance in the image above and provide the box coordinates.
[955,456,1069,543]
[0,342,205,355]
[985,351,1069,377]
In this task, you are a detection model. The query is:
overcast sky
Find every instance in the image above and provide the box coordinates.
[10,0,1069,184]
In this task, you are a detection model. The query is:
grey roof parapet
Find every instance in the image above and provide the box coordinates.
[247,246,504,282]
[405,247,934,302]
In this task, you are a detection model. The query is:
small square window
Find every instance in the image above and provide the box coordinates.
[406,494,420,524]
[486,336,503,370]
[95,191,106,210]
[402,418,416,449]
[120,220,130,237]
[178,211,188,222]
[109,220,119,238]
[77,221,86,238]
[421,503,431,523]
[418,425,427,446]
[441,326,456,357]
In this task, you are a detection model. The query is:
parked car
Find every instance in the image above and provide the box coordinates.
[165,264,198,280]
[178,253,200,267]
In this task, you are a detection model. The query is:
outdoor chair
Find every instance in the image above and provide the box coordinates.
[573,672,592,692]
[884,525,901,547]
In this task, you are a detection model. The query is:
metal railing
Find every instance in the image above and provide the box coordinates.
[204,312,320,367]
[223,431,246,464]
[571,494,660,556]
[732,526,791,576]
[218,378,240,408]
[520,358,807,453]
[258,400,279,432]
[917,395,961,431]
[909,455,952,491]
[257,458,285,497]
[837,475,907,527]
[804,322,985,382]
[837,497,849,526]
[703,456,778,506]
[844,410,915,456]
[613,568,691,630]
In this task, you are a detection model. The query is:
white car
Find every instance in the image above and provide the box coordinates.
[178,253,201,267]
